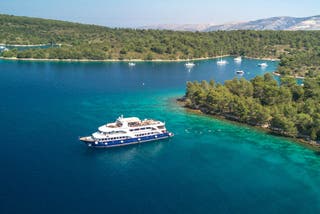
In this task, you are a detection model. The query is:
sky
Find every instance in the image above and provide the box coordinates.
[0,0,320,27]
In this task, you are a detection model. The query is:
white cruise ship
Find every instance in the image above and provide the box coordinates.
[80,116,173,148]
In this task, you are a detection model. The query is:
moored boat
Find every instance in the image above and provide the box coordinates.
[80,115,173,148]
[0,45,6,51]
[217,50,227,65]
[258,62,268,67]
[234,56,242,62]
[236,70,244,75]
[185,62,195,68]
[217,59,227,65]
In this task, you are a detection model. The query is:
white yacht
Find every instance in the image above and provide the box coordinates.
[217,58,227,65]
[217,51,227,65]
[128,62,136,67]
[234,56,242,62]
[258,62,268,67]
[217,50,227,65]
[185,62,195,68]
[80,116,173,148]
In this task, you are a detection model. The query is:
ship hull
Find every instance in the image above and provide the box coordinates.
[80,132,173,148]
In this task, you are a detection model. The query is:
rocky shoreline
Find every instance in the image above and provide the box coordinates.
[177,97,320,151]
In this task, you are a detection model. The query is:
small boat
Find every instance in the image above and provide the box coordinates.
[128,62,136,67]
[234,56,242,62]
[217,50,227,65]
[236,70,244,75]
[217,59,227,65]
[258,62,268,67]
[185,62,195,68]
[80,115,174,148]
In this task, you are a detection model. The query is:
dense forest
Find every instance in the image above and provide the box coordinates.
[277,49,320,77]
[183,73,320,142]
[0,14,320,77]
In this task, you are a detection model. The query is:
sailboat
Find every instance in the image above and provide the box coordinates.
[217,50,227,65]
[185,61,195,68]
[234,56,242,62]
[258,62,268,67]
[128,62,136,67]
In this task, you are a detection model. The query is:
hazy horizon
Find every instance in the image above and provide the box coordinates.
[1,0,320,27]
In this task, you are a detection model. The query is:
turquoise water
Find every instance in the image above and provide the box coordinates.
[1,57,320,213]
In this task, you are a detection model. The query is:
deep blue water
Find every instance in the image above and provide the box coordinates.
[1,57,320,214]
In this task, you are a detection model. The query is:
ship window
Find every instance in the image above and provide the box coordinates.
[157,126,165,129]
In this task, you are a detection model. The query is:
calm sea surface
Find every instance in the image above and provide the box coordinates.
[1,57,320,214]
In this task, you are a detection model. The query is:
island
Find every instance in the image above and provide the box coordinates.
[180,73,320,147]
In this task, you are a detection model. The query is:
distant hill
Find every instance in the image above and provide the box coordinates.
[141,15,320,32]
[1,13,320,64]
[139,24,213,32]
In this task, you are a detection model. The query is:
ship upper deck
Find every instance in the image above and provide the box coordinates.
[98,116,164,133]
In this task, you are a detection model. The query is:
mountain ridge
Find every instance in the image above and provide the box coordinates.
[140,15,320,32]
